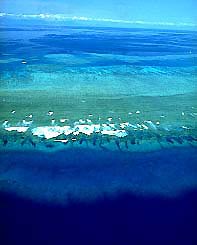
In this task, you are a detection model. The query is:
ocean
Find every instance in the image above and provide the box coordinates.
[0,26,197,244]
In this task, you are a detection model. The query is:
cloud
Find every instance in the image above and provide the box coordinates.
[0,12,196,27]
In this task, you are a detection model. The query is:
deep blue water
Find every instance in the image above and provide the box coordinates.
[0,26,196,71]
[1,26,197,55]
[0,187,197,245]
[0,147,197,244]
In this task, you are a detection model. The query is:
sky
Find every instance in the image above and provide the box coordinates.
[0,0,196,29]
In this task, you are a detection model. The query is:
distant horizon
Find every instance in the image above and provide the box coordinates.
[0,12,196,31]
[1,0,196,30]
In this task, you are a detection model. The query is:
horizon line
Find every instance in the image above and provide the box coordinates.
[0,12,196,28]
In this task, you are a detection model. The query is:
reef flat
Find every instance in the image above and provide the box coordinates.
[1,89,197,125]
[1,88,197,153]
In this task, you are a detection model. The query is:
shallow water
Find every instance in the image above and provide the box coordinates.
[0,26,196,95]
[0,26,196,128]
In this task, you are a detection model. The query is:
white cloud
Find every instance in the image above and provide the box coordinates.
[0,12,196,28]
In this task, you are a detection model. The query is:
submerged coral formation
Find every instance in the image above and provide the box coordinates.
[1,117,196,152]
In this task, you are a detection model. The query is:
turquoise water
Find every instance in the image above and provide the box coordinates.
[0,27,196,95]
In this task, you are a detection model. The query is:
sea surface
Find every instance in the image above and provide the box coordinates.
[0,26,197,244]
[0,26,196,95]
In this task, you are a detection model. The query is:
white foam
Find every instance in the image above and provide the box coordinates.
[144,120,158,130]
[102,124,114,131]
[2,119,178,143]
[51,119,56,125]
[5,126,29,133]
[74,124,95,136]
[120,122,130,129]
[62,126,73,135]
[141,124,149,130]
[137,124,142,129]
[73,131,80,136]
[86,119,92,123]
[32,126,63,139]
[181,126,190,129]
[60,118,66,123]
[47,111,54,116]
[127,124,138,129]
[101,129,128,138]
[115,130,128,138]
[22,119,33,126]
[79,119,86,124]
[108,123,116,129]
[2,120,9,127]
[93,124,101,132]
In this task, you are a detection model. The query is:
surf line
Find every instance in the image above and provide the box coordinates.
[0,121,196,152]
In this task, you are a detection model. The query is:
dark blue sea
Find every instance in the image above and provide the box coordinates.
[0,25,197,245]
[0,147,197,244]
